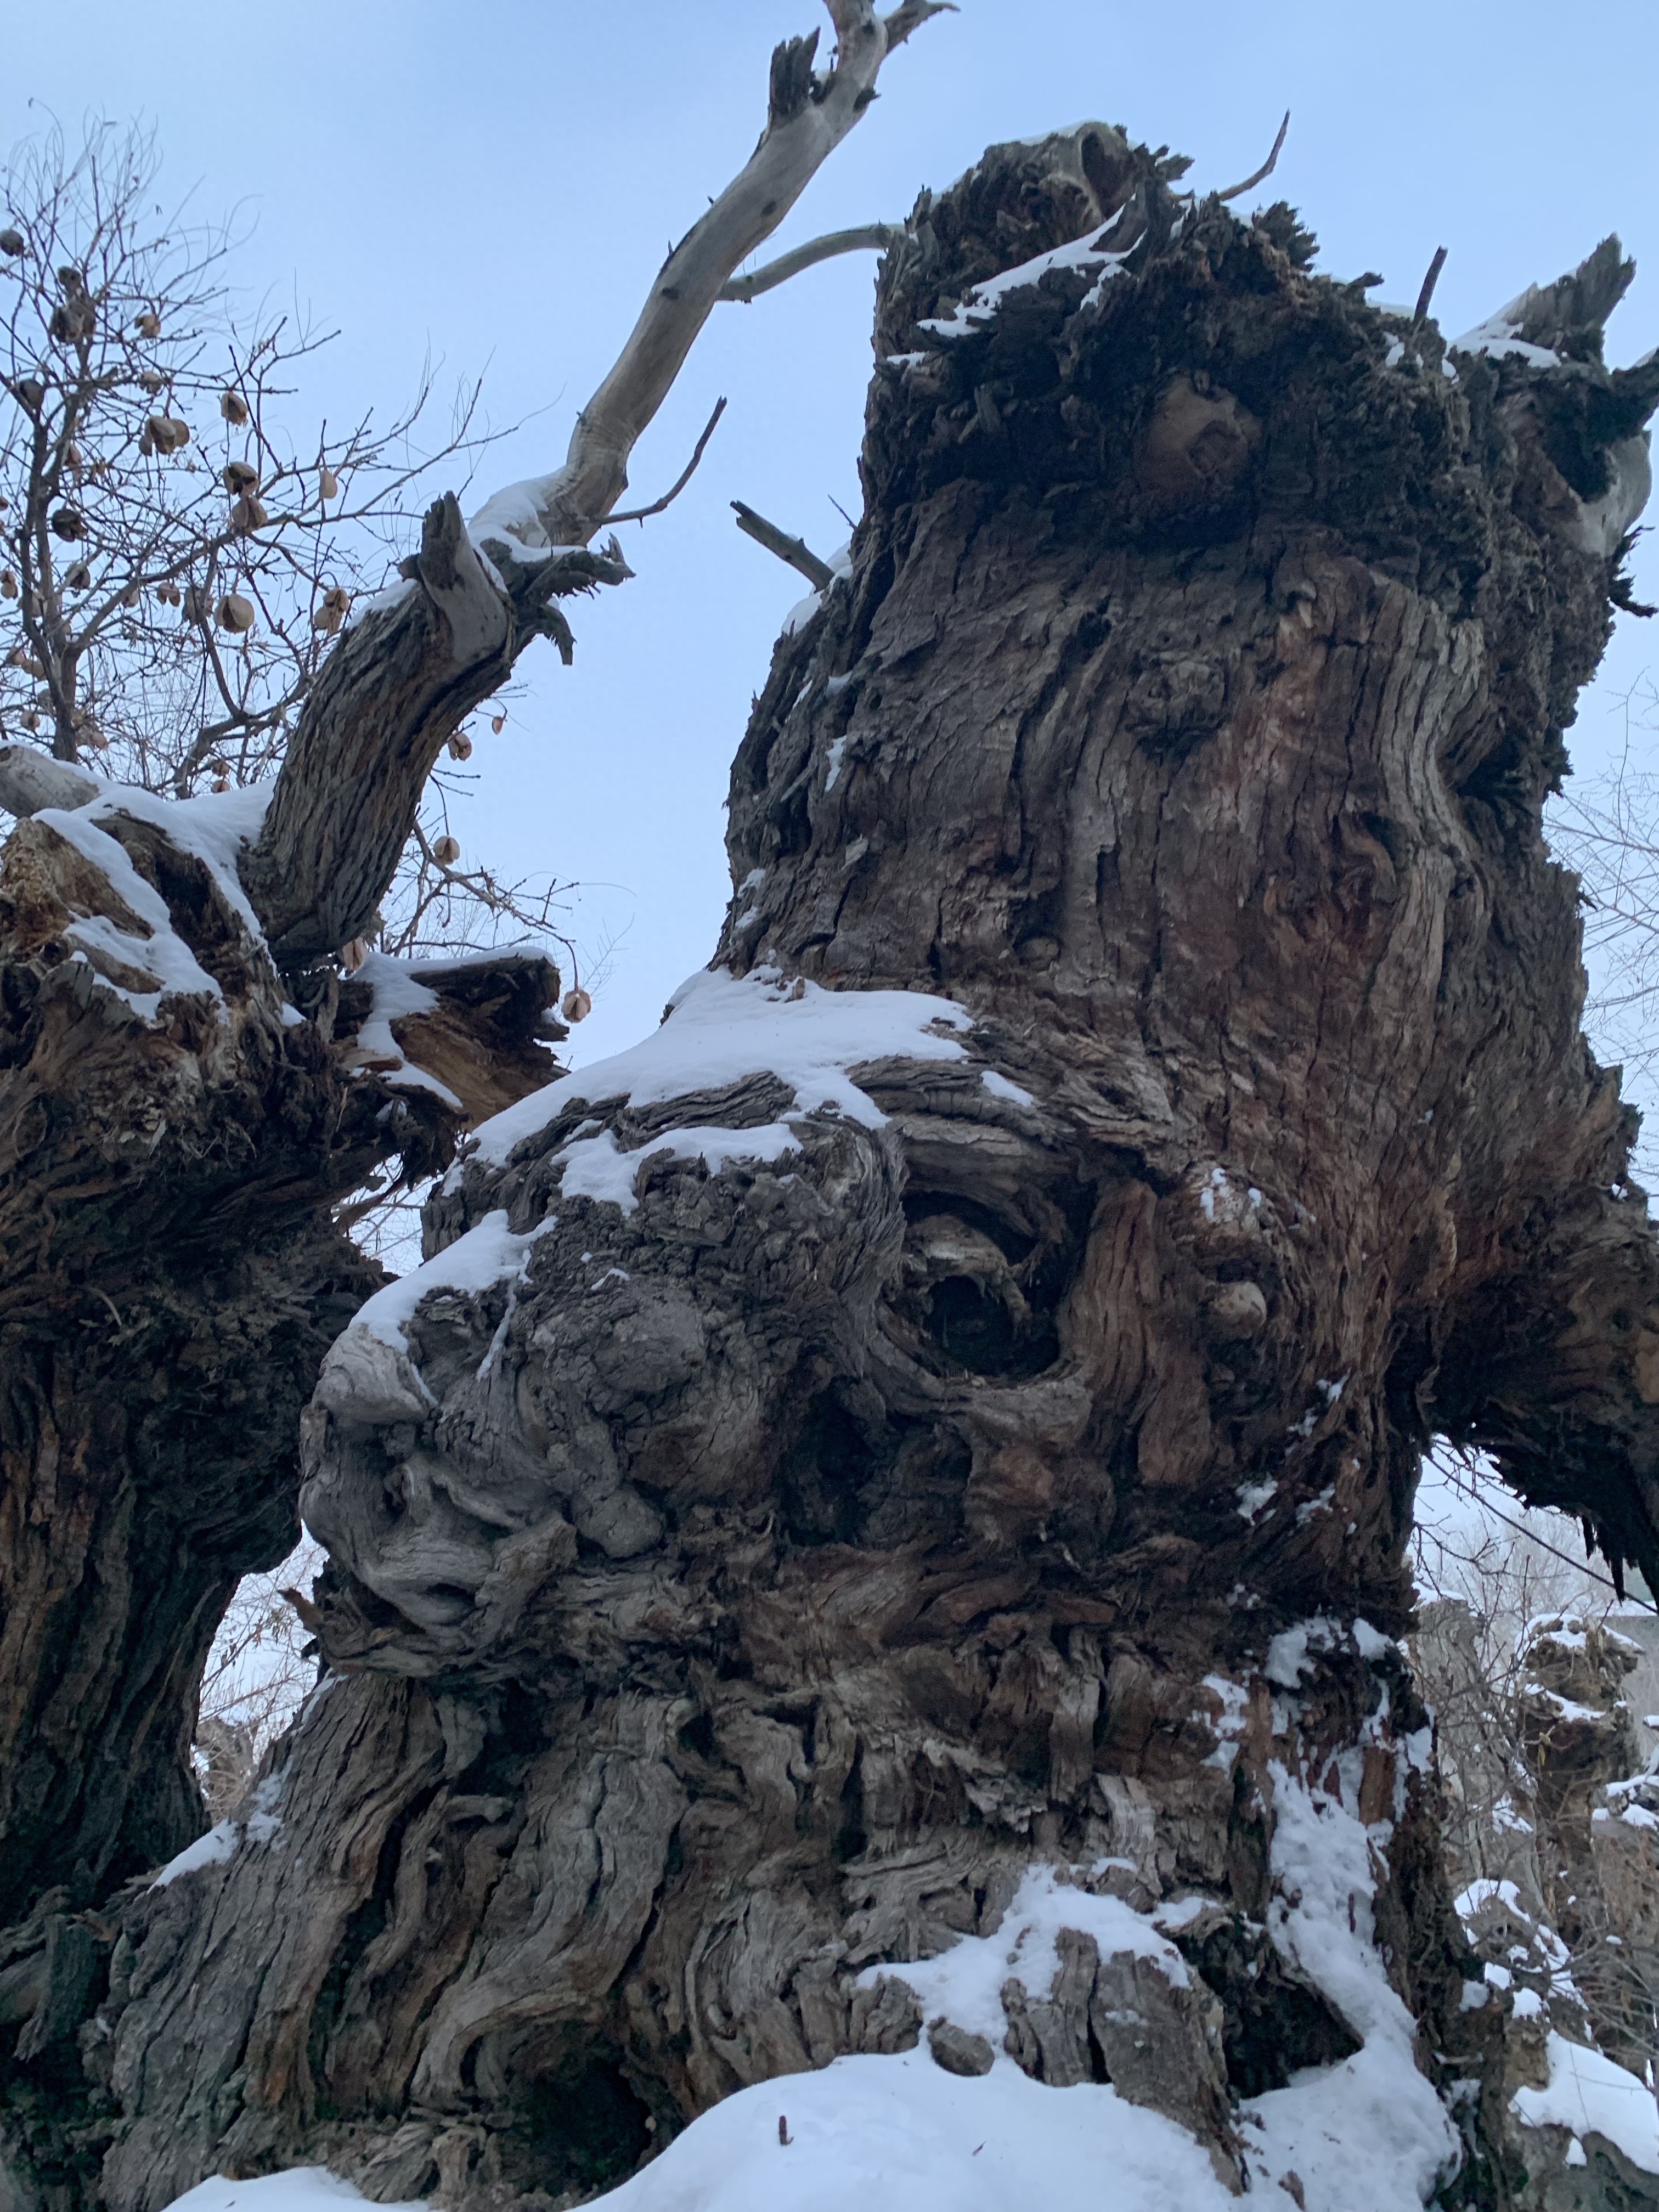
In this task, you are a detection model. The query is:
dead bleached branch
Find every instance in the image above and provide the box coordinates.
[469,1,952,553]
[720,223,907,303]
[731,498,834,588]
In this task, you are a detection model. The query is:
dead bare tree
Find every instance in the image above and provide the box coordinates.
[7,8,1659,2209]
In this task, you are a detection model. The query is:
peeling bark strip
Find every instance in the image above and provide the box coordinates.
[71,125,1659,2208]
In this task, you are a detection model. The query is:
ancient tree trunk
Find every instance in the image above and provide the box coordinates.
[31,122,1659,2210]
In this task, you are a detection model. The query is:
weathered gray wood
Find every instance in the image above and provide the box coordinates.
[80,123,1659,2207]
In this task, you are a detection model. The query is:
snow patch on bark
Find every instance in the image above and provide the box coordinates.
[150,1774,284,1888]
[918,227,1134,340]
[553,1119,804,1217]
[348,950,462,1108]
[37,777,273,1018]
[1238,1771,1460,2205]
[1510,2031,1659,2173]
[859,1863,1190,2049]
[460,964,973,1173]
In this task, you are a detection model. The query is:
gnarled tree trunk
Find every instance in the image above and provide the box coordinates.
[18,114,1659,2212]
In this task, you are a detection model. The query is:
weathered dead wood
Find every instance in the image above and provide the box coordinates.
[719,224,907,304]
[76,121,1659,2208]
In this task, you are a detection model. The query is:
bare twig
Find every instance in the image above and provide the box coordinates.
[1218,111,1290,204]
[720,223,906,303]
[601,396,727,526]
[731,500,834,588]
[1412,245,1449,330]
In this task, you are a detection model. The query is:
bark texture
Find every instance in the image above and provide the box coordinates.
[19,124,1659,2209]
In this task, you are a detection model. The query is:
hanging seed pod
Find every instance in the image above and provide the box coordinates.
[81,723,109,750]
[561,987,592,1024]
[0,229,22,256]
[138,369,165,395]
[145,414,189,454]
[317,464,338,501]
[20,709,39,732]
[228,494,269,535]
[310,584,352,635]
[431,833,461,867]
[211,775,231,793]
[222,459,259,495]
[446,729,473,761]
[0,571,16,600]
[122,583,140,608]
[219,389,249,426]
[491,712,506,733]
[216,592,256,635]
[49,505,84,540]
[8,376,44,414]
[137,427,155,458]
[64,561,91,591]
[134,311,160,339]
[66,441,84,479]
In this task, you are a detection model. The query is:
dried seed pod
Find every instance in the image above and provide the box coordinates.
[446,729,473,761]
[491,712,506,733]
[228,494,269,535]
[122,583,140,608]
[0,570,16,600]
[49,296,95,344]
[219,389,249,426]
[0,229,22,256]
[215,592,256,635]
[66,441,84,479]
[64,562,91,591]
[81,724,109,750]
[317,464,338,501]
[49,505,84,540]
[134,311,160,338]
[138,369,165,394]
[145,414,189,454]
[137,428,155,458]
[222,460,259,494]
[8,377,44,413]
[20,709,38,732]
[561,987,592,1023]
[311,584,351,635]
[211,775,231,793]
[431,833,461,867]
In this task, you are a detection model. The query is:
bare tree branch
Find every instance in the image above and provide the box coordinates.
[1217,110,1289,203]
[601,394,727,526]
[731,499,834,587]
[720,223,906,303]
[468,0,951,553]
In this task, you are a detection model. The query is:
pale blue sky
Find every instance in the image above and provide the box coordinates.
[7,1,1658,1064]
